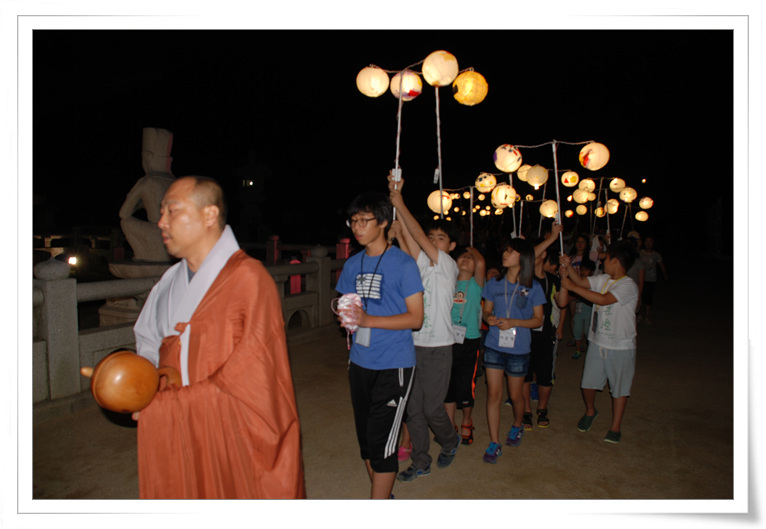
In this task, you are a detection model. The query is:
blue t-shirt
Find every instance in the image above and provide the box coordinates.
[451,277,483,340]
[336,245,423,369]
[481,276,546,354]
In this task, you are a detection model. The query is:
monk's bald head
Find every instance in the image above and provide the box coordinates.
[180,176,227,230]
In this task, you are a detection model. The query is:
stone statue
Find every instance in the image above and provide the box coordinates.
[119,127,175,262]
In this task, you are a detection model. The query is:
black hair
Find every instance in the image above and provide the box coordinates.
[347,192,393,236]
[568,232,590,257]
[497,238,535,287]
[426,218,456,243]
[607,240,637,272]
[579,257,596,273]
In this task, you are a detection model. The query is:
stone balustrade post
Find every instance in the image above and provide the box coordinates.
[33,258,81,400]
[267,235,280,265]
[306,254,333,326]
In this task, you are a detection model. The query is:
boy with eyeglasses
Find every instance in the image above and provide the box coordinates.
[336,191,424,499]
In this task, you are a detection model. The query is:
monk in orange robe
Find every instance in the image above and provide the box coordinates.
[132,175,305,499]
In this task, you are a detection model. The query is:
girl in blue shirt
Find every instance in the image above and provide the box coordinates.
[480,238,545,463]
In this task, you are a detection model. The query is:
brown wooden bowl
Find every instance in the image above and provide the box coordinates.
[80,350,178,413]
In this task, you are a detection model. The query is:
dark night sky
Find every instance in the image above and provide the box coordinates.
[32,28,734,257]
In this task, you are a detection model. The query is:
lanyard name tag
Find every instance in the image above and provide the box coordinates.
[499,327,517,348]
[355,326,371,347]
[453,324,467,344]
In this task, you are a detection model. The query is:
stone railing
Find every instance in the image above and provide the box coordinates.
[32,254,347,405]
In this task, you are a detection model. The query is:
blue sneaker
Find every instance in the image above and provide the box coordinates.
[396,465,430,482]
[482,442,503,464]
[505,425,524,447]
[436,432,461,468]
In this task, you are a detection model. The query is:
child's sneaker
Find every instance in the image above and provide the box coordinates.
[503,398,512,407]
[505,425,524,447]
[397,445,411,462]
[396,465,430,482]
[482,442,503,464]
[572,350,582,360]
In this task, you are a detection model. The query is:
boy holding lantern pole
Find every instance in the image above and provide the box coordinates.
[558,240,639,444]
[387,172,462,483]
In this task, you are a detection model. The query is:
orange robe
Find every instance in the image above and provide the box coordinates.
[137,250,305,498]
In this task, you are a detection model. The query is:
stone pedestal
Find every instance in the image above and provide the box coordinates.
[99,261,171,326]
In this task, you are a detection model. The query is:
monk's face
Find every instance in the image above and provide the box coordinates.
[157,178,209,260]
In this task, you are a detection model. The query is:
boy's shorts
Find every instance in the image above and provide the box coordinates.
[348,362,413,474]
[483,347,529,378]
[580,344,635,397]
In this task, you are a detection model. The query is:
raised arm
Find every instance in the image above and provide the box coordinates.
[388,173,441,265]
[534,222,563,258]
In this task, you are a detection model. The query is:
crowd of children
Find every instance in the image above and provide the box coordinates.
[336,172,663,498]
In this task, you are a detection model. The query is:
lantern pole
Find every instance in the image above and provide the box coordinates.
[591,177,605,237]
[470,186,474,247]
[619,202,629,239]
[551,140,564,255]
[518,199,524,239]
[391,71,406,221]
[434,86,445,219]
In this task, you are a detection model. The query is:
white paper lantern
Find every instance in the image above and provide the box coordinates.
[595,207,606,218]
[491,184,515,209]
[561,171,579,187]
[579,142,610,171]
[588,192,597,202]
[422,50,459,87]
[517,164,531,182]
[525,194,534,202]
[390,70,423,101]
[573,189,590,204]
[356,66,390,97]
[475,172,497,193]
[576,205,588,215]
[578,178,596,192]
[639,196,654,209]
[609,178,626,193]
[619,187,638,203]
[493,144,523,173]
[539,200,558,218]
[452,70,488,106]
[494,208,504,215]
[635,211,649,222]
[526,165,548,190]
[427,189,452,213]
[565,209,574,218]
[606,198,620,214]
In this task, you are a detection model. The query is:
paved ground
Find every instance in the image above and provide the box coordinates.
[29,260,740,511]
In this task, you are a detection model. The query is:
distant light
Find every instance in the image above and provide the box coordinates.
[463,191,471,199]
[68,256,77,266]
[641,178,647,184]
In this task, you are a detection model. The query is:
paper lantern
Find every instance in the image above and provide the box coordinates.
[565,209,574,218]
[525,194,534,202]
[579,142,610,171]
[478,193,486,201]
[619,187,637,203]
[588,192,597,202]
[578,178,596,192]
[422,50,459,87]
[595,207,606,218]
[427,190,452,213]
[635,211,649,222]
[517,164,531,182]
[609,178,626,193]
[573,189,590,204]
[494,208,504,215]
[576,205,588,215]
[452,70,488,106]
[356,66,390,97]
[539,200,558,218]
[561,171,579,187]
[493,144,523,173]
[390,70,422,101]
[491,184,515,209]
[606,198,620,214]
[526,165,548,190]
[475,172,497,193]
[639,196,654,209]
